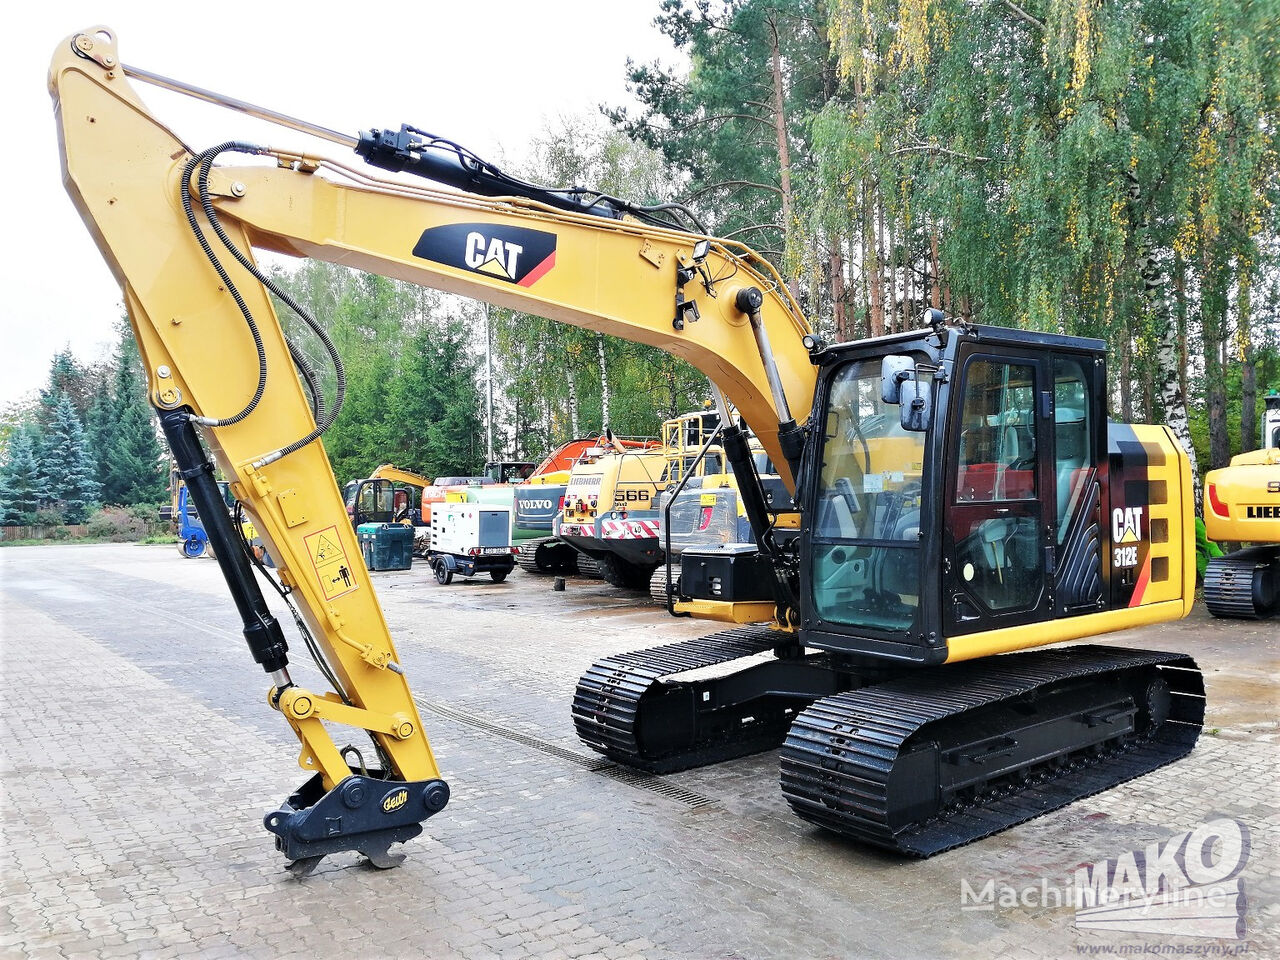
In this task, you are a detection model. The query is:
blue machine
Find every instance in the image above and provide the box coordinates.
[176,480,235,558]
[176,484,210,558]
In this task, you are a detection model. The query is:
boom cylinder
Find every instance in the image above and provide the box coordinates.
[157,408,290,674]
[735,287,806,479]
[711,388,800,623]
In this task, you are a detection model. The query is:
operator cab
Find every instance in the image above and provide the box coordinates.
[1265,392,1280,450]
[484,461,536,484]
[799,324,1111,665]
[346,478,419,527]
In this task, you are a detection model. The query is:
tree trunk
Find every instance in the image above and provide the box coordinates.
[1238,272,1256,452]
[886,214,897,333]
[929,227,943,310]
[1155,316,1202,509]
[870,195,885,336]
[566,359,580,438]
[1173,253,1189,412]
[1141,366,1156,425]
[542,392,552,459]
[829,238,847,341]
[1118,334,1133,422]
[596,334,610,428]
[766,16,800,303]
[1126,172,1201,508]
[484,304,495,462]
[1204,316,1230,470]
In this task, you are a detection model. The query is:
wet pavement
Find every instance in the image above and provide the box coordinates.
[1,542,1276,959]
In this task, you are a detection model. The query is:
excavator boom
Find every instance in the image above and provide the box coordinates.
[49,27,814,871]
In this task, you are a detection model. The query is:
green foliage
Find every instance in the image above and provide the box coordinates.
[38,393,101,522]
[383,321,485,476]
[86,504,160,542]
[99,336,166,506]
[609,0,834,265]
[490,119,712,456]
[317,271,409,481]
[1194,516,1224,580]
[269,261,488,481]
[38,348,99,427]
[84,378,114,481]
[0,425,45,524]
[814,0,1278,341]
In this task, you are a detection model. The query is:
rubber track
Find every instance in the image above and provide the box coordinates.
[1203,546,1279,619]
[573,626,789,772]
[515,537,578,575]
[648,566,679,604]
[780,645,1204,857]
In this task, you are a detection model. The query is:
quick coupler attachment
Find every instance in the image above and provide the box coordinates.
[264,770,450,876]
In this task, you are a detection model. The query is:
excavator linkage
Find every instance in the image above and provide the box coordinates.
[265,769,450,876]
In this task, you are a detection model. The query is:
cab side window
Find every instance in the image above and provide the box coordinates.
[955,361,1037,502]
[1053,358,1092,543]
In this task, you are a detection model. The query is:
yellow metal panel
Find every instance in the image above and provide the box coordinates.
[671,599,780,625]
[48,28,821,795]
[50,31,440,790]
[1204,447,1280,543]
[370,464,434,488]
[945,598,1190,663]
[277,488,307,528]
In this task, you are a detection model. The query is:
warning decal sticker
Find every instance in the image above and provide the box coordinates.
[304,524,359,601]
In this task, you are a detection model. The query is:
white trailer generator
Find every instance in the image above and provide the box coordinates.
[428,502,517,584]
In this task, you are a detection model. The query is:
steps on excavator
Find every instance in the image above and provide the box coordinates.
[1204,546,1280,619]
[779,645,1204,857]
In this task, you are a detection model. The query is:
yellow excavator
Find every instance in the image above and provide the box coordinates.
[345,464,432,524]
[558,409,725,588]
[1201,393,1280,619]
[51,28,1210,871]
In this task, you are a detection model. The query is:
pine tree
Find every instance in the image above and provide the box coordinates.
[383,321,484,476]
[101,339,165,505]
[39,393,101,522]
[37,347,103,427]
[0,427,45,524]
[84,378,114,480]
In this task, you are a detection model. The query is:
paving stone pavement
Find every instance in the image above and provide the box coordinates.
[1,543,1276,959]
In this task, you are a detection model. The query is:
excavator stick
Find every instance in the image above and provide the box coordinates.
[159,409,451,873]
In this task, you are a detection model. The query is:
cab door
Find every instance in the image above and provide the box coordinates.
[943,351,1054,635]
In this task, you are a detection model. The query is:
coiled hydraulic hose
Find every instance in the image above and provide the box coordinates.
[180,142,346,466]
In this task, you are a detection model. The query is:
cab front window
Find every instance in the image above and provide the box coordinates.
[811,358,929,633]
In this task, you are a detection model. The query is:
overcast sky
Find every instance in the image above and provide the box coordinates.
[2,2,680,408]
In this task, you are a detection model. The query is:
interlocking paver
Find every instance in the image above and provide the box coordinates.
[2,543,1276,959]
